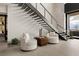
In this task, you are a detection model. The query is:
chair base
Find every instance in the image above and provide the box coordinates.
[48,37,59,44]
[20,39,37,51]
[20,47,37,52]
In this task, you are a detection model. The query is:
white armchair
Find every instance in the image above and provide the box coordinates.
[20,33,37,51]
[47,32,59,43]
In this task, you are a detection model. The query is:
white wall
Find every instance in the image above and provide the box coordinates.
[7,4,48,43]
[0,4,7,14]
[52,3,64,32]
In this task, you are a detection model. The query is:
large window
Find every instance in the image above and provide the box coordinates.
[69,14,79,37]
[70,15,79,30]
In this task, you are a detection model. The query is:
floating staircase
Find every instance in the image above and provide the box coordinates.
[14,3,70,41]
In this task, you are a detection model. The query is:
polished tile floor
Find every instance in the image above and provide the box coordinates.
[0,37,7,52]
[0,39,79,56]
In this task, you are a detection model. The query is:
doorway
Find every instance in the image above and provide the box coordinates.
[0,15,7,42]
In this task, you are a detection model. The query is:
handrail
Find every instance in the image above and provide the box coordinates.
[57,24,64,30]
[40,3,65,31]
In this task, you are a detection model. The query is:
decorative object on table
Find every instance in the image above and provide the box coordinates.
[47,32,59,44]
[11,38,19,45]
[34,36,48,46]
[20,33,37,51]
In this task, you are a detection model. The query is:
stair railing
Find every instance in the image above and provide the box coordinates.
[31,3,65,33]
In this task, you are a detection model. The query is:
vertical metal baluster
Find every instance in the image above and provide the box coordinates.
[36,3,37,9]
[21,4,24,8]
[51,15,52,24]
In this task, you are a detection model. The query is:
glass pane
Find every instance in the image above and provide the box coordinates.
[37,4,44,16]
[45,11,51,23]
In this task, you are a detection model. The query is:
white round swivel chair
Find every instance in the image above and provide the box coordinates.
[20,33,37,51]
[47,32,59,44]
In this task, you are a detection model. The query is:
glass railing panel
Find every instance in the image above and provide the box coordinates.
[57,25,64,33]
[45,11,51,24]
[37,3,44,16]
[52,18,58,30]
